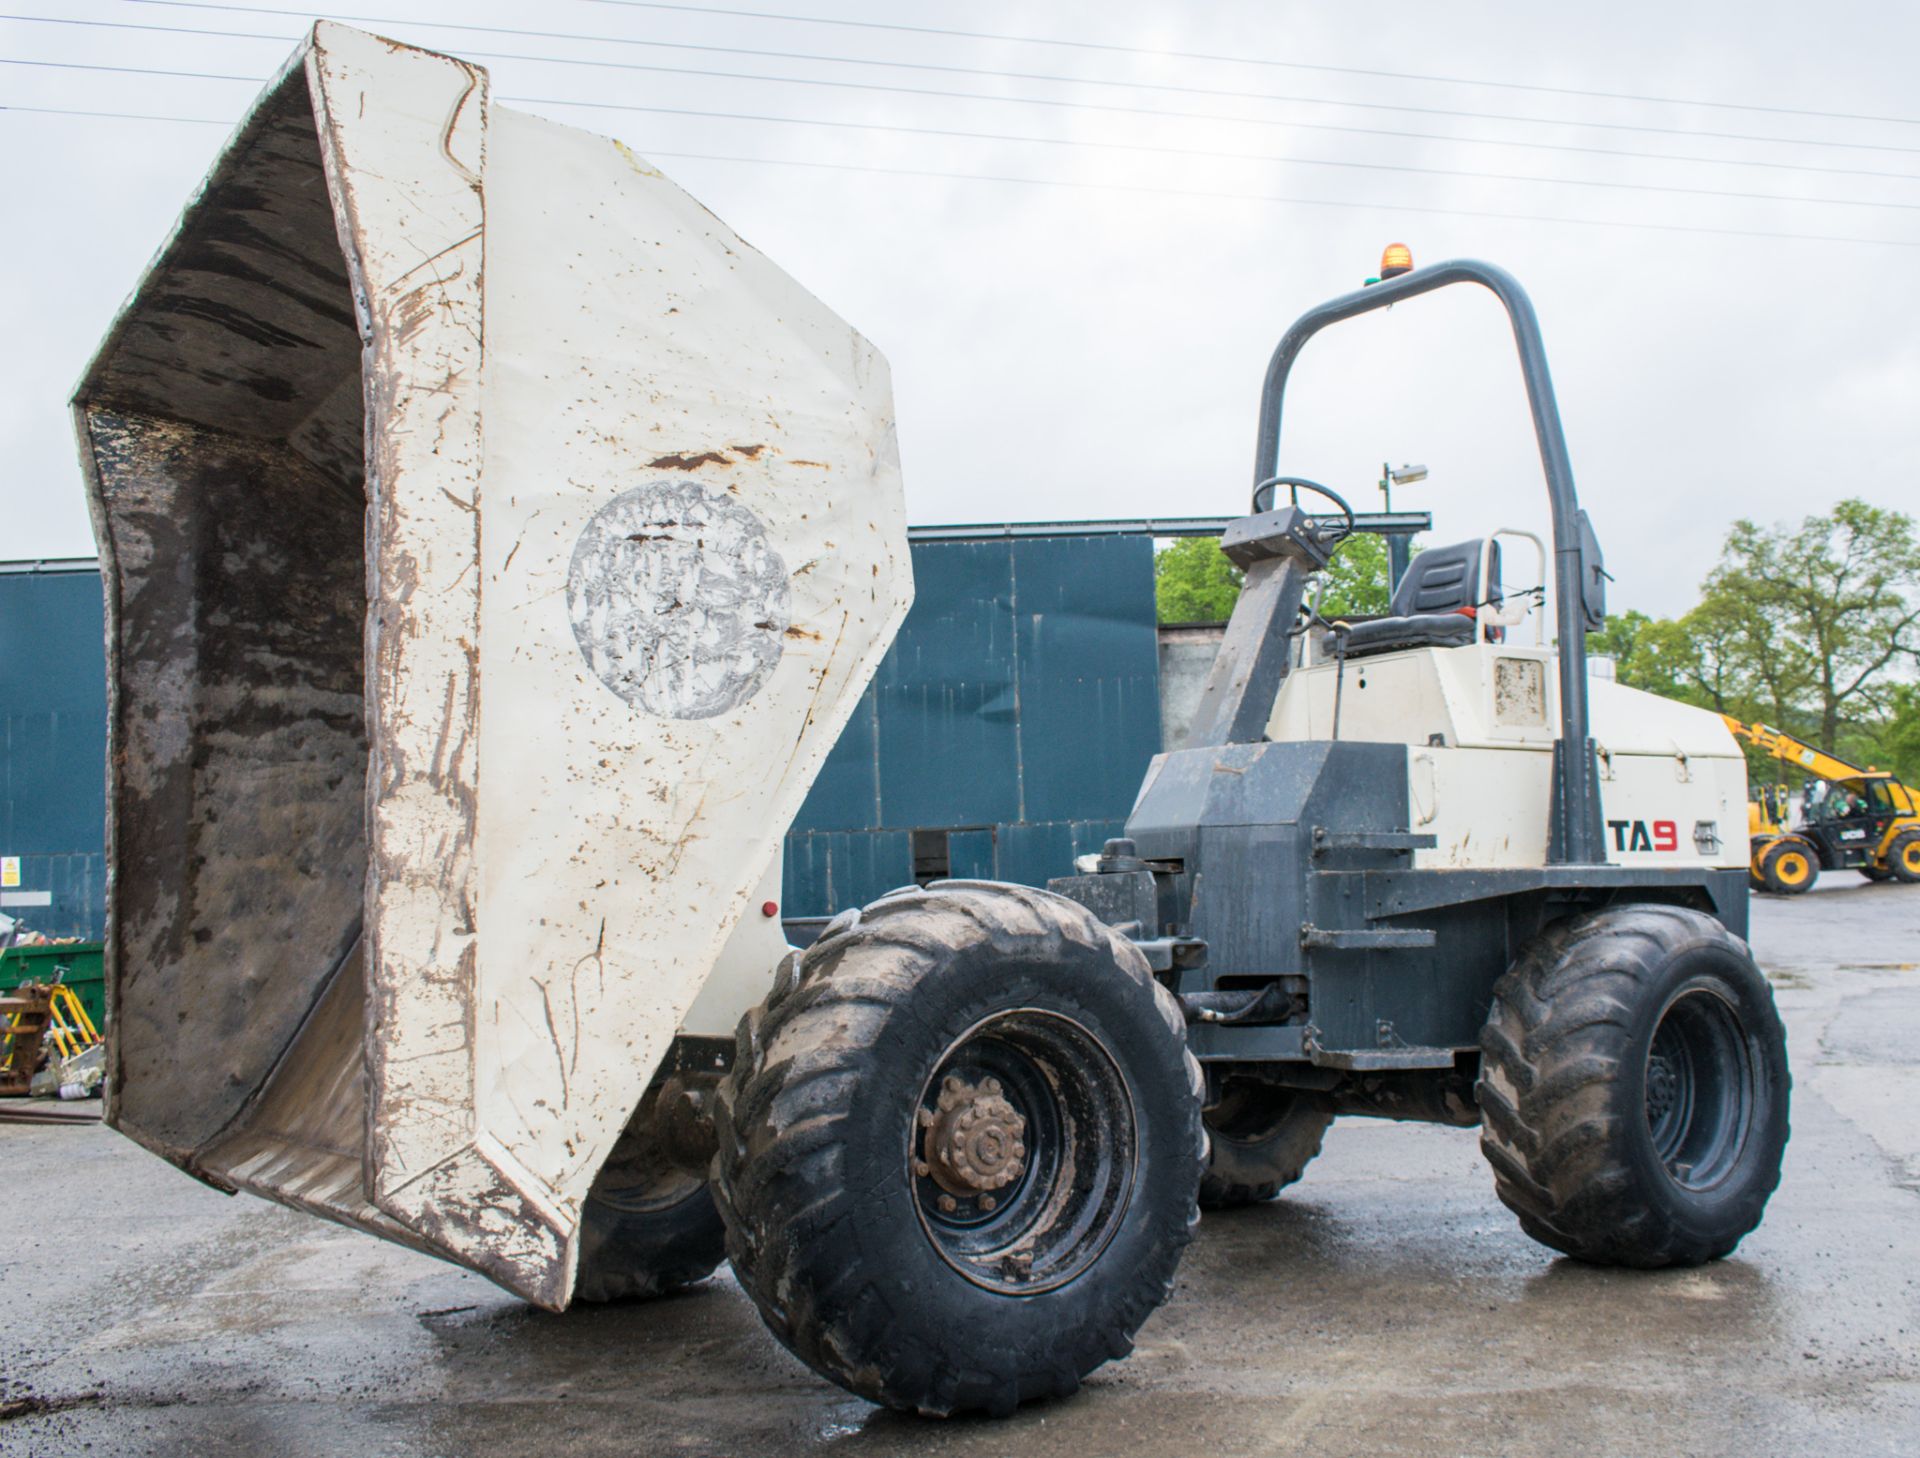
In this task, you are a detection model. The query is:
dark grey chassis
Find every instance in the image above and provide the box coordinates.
[1051,740,1748,1120]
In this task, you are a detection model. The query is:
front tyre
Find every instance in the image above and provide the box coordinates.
[712,883,1204,1416]
[1758,837,1818,895]
[1887,830,1920,884]
[1477,904,1790,1268]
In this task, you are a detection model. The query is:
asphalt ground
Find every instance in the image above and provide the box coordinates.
[4,881,1916,1457]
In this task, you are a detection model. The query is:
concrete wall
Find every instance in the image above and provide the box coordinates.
[1156,623,1227,752]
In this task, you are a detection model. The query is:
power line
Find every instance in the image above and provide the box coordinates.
[19,11,1920,181]
[2,101,230,124]
[449,95,1920,214]
[1,55,262,85]
[5,100,1914,252]
[120,0,1920,158]
[576,0,1920,128]
[8,53,1915,213]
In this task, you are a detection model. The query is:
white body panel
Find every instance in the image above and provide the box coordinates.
[1268,643,1748,872]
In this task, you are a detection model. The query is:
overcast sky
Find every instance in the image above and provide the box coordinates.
[3,0,1916,616]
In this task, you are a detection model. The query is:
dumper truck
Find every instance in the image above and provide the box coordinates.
[79,22,1789,1420]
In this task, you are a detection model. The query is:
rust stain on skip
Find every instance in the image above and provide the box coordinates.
[647,450,731,470]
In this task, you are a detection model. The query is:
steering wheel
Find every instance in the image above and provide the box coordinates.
[1250,476,1355,542]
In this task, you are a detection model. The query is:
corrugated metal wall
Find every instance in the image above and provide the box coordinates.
[1,566,107,938]
[783,532,1163,917]
[3,534,1171,932]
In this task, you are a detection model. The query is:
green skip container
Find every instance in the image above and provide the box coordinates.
[0,942,106,1032]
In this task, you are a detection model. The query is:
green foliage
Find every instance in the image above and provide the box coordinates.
[1154,531,1400,624]
[1700,499,1920,751]
[1318,532,1394,618]
[1154,535,1243,624]
[1600,498,1920,779]
[1863,684,1920,782]
[1589,609,1680,699]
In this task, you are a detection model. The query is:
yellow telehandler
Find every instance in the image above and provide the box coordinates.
[1721,716,1920,893]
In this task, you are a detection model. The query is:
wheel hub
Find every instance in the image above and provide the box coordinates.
[1645,1053,1679,1122]
[916,1074,1028,1197]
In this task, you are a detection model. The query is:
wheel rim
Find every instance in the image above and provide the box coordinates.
[1773,849,1810,887]
[1902,840,1920,874]
[1643,987,1755,1191]
[909,1008,1135,1295]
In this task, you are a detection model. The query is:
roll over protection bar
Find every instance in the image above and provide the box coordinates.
[1249,259,1608,866]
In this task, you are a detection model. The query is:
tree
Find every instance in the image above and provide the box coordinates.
[1594,499,1920,784]
[1154,536,1243,623]
[1695,499,1920,752]
[1589,609,1667,691]
[1865,684,1920,782]
[1154,532,1398,624]
[1318,532,1394,618]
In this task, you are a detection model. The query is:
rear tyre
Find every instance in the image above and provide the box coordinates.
[712,883,1205,1416]
[573,1088,728,1302]
[1477,903,1790,1268]
[1758,837,1818,895]
[1198,1081,1334,1209]
[1888,831,1920,884]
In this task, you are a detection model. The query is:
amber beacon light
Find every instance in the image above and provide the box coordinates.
[1379,243,1414,278]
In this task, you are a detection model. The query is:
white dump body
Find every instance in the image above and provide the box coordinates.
[74,23,911,1308]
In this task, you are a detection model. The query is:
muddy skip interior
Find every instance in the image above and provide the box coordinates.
[73,66,373,1175]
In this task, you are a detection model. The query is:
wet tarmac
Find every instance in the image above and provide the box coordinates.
[4,882,1917,1456]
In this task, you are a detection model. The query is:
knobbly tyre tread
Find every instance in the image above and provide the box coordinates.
[573,1086,728,1302]
[1477,903,1790,1269]
[1757,836,1818,896]
[573,1186,728,1302]
[711,881,1205,1416]
[1888,830,1920,884]
[1198,1094,1334,1209]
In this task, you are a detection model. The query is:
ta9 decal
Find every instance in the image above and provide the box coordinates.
[1608,819,1680,852]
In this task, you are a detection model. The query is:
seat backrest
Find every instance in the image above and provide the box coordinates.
[1390,538,1500,616]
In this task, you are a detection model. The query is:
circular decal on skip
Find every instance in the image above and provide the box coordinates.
[566,480,791,719]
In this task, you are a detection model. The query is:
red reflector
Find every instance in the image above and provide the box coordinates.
[761,900,779,917]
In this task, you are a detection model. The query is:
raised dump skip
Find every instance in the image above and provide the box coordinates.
[74,22,912,1308]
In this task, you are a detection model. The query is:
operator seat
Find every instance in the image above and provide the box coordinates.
[1339,539,1501,658]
